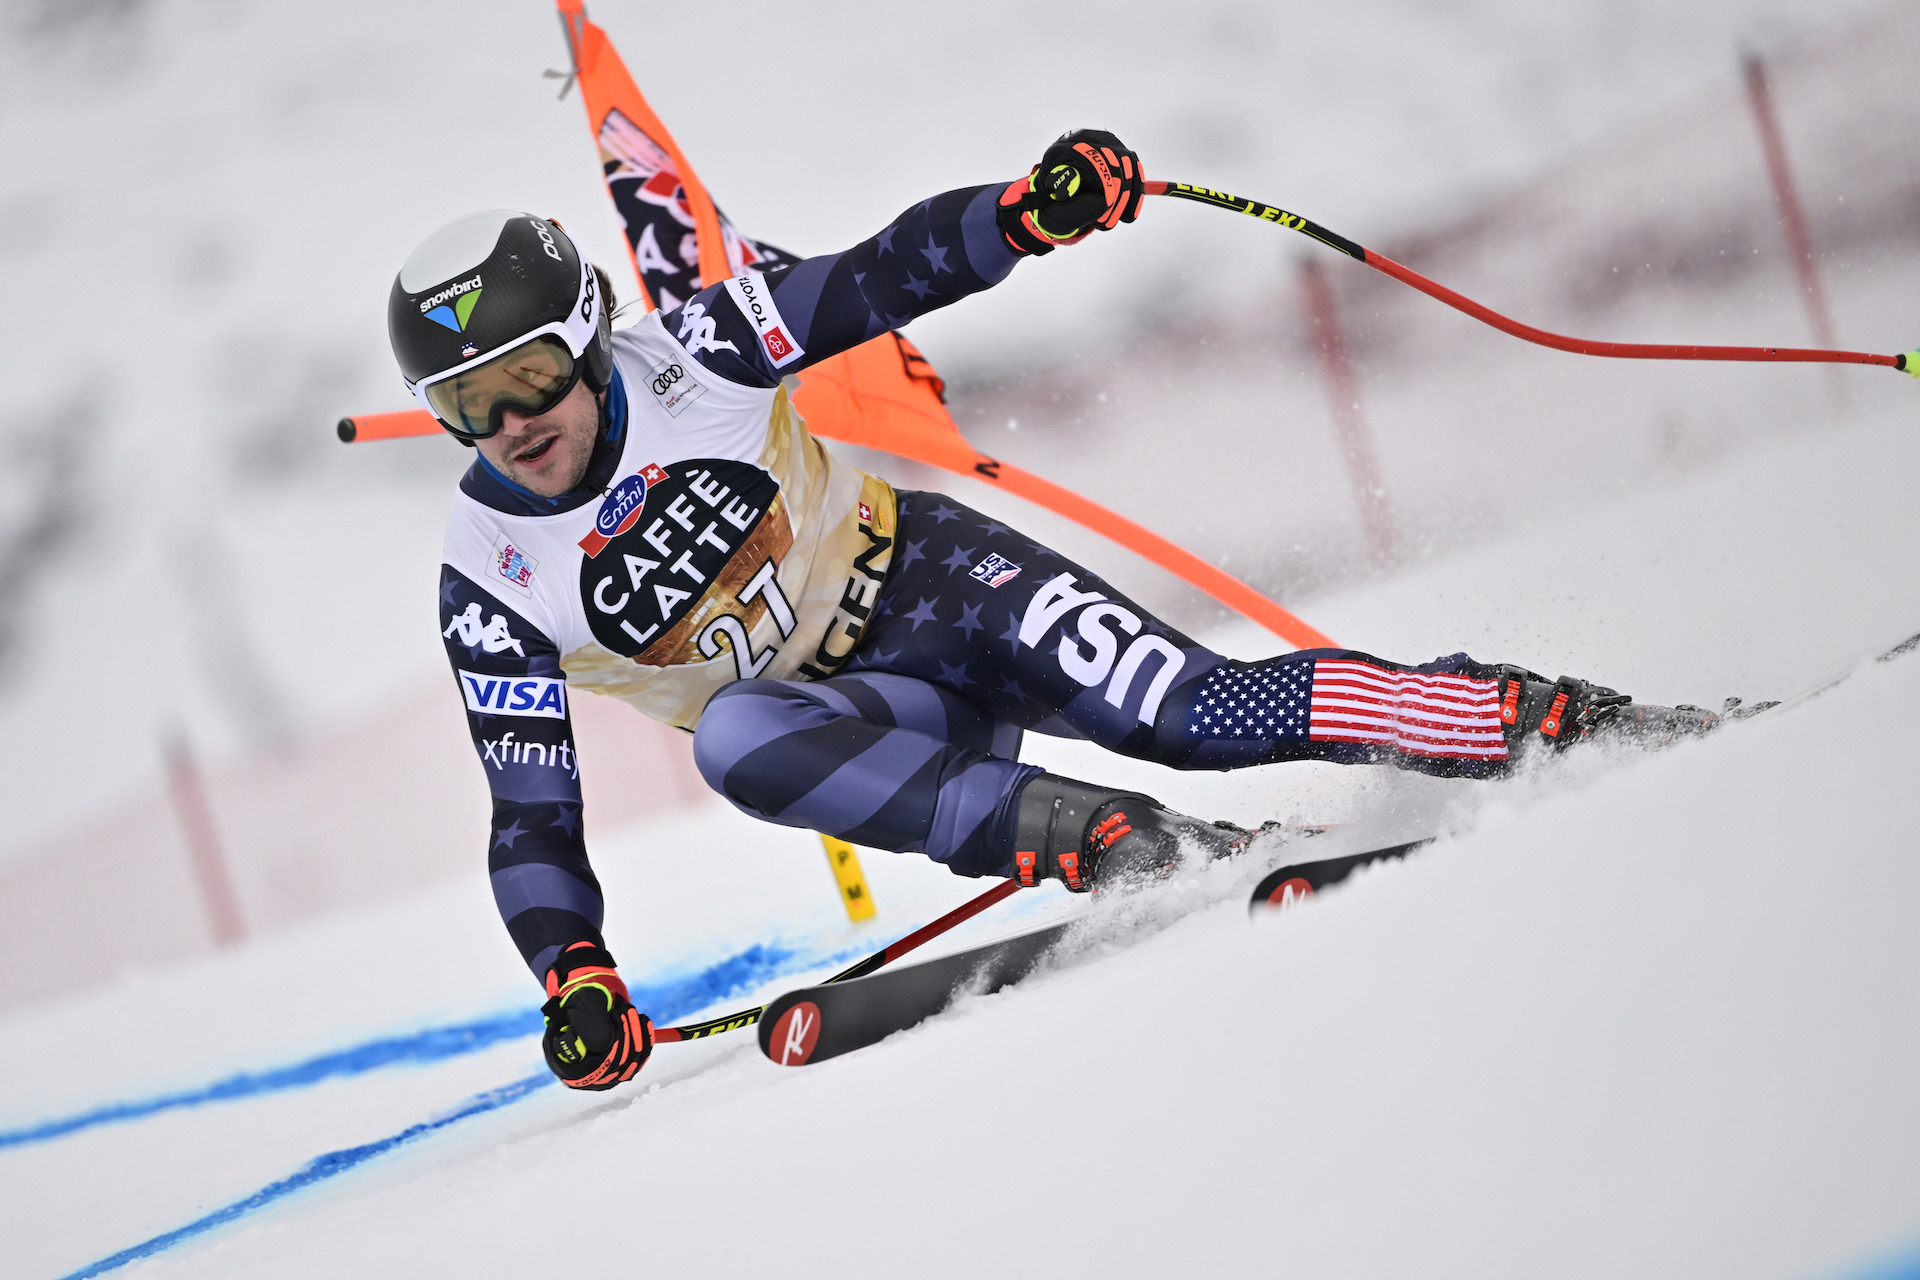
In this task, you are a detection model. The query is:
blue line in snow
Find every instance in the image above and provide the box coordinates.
[3,938,848,1151]
[0,1009,542,1150]
[57,1072,554,1280]
[1838,1241,1920,1280]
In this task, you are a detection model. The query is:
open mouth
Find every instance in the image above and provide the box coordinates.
[515,435,558,465]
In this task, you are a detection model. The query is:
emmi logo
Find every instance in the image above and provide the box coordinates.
[459,671,567,720]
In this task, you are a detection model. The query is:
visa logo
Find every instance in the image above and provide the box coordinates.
[459,671,568,720]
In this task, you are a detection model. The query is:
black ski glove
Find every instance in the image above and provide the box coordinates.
[997,128,1147,255]
[541,941,653,1091]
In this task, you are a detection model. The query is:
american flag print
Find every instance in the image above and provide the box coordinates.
[1184,658,1508,762]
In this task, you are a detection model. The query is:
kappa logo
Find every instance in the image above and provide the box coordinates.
[442,601,525,656]
[647,356,705,418]
[459,671,567,720]
[723,273,804,369]
[421,275,484,332]
[579,463,670,558]
[676,300,739,357]
[492,533,538,594]
[969,552,1022,588]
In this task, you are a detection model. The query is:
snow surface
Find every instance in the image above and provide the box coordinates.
[2,400,1917,1279]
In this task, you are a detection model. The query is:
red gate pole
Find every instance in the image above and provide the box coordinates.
[1298,257,1396,568]
[1742,51,1844,403]
[162,732,245,947]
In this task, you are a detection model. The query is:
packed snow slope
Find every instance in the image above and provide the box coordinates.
[2,395,1917,1279]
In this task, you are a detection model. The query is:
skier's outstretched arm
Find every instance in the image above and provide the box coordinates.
[438,564,653,1091]
[664,129,1146,387]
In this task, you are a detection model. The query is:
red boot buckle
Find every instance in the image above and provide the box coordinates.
[1540,690,1570,738]
[1500,676,1523,726]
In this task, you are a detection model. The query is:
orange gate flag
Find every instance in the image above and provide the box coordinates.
[552,0,1332,650]
[339,3,1335,652]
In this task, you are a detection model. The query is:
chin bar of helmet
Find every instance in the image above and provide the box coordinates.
[1144,180,1918,376]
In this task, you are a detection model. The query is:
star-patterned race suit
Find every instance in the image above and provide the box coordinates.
[438,182,1518,982]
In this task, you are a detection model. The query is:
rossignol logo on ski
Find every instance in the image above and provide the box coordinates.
[724,273,805,369]
[579,463,671,558]
[1263,877,1314,909]
[768,1000,821,1065]
[421,275,484,331]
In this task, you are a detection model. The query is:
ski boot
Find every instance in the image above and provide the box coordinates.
[1008,773,1256,893]
[1494,666,1720,755]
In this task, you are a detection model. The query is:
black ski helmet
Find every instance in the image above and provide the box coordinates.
[388,210,613,440]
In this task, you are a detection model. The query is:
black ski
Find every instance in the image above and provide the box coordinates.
[1727,628,1920,719]
[756,839,1425,1066]
[758,917,1073,1065]
[1246,838,1432,913]
[754,630,1920,1067]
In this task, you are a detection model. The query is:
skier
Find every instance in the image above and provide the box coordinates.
[393,130,1705,1092]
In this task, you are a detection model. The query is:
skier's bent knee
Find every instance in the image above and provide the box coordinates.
[691,678,813,795]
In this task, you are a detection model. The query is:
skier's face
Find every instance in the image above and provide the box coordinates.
[473,379,600,497]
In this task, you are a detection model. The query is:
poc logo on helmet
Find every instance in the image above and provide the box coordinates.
[531,218,564,262]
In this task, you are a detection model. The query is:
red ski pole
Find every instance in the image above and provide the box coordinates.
[651,878,1021,1043]
[1146,180,1918,376]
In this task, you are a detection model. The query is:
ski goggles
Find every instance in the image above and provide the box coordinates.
[414,328,585,441]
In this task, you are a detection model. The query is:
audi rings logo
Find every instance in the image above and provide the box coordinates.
[647,354,705,418]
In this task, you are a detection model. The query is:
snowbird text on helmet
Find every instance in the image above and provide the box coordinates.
[387,210,616,445]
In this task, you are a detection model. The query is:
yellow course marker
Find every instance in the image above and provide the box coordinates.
[820,835,877,922]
